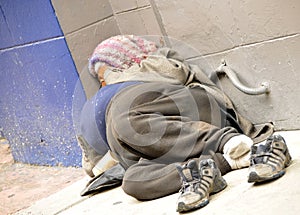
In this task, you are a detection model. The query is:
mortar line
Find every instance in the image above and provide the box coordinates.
[114,5,151,15]
[149,0,171,47]
[0,36,65,52]
[188,33,300,60]
[65,14,115,37]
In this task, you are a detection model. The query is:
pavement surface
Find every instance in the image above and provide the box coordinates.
[6,130,300,215]
[0,144,85,215]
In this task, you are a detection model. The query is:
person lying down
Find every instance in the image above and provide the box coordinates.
[77,35,292,213]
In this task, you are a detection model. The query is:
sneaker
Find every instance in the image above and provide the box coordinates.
[176,159,227,213]
[77,135,103,177]
[248,134,292,183]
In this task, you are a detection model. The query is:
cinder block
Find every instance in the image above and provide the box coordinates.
[0,0,62,49]
[65,17,120,98]
[116,7,162,36]
[0,38,82,166]
[51,0,113,34]
[187,34,300,130]
[116,10,146,35]
[109,0,137,14]
[153,0,300,55]
[78,67,100,100]
[65,17,120,74]
[140,7,162,36]
[137,0,150,8]
[109,0,150,13]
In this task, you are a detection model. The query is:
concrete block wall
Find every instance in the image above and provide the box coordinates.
[1,0,298,167]
[52,0,163,99]
[54,0,300,130]
[0,0,164,167]
[51,0,120,99]
[149,0,300,130]
[0,0,82,166]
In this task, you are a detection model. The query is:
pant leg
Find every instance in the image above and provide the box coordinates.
[122,152,231,200]
[106,82,241,199]
[122,159,181,200]
[107,83,240,165]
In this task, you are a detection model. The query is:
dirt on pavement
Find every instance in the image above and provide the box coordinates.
[0,143,86,215]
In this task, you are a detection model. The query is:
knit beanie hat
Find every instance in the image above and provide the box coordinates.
[88,35,158,78]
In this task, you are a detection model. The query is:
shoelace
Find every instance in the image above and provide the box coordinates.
[180,180,201,193]
[180,176,211,198]
[251,151,284,169]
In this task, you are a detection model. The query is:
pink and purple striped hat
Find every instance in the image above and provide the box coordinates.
[88,35,157,77]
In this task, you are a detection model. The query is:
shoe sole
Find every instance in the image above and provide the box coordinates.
[248,170,285,183]
[177,176,227,213]
[177,199,209,213]
[212,176,227,193]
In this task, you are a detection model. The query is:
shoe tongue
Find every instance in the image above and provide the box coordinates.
[182,168,194,182]
[182,160,200,182]
[253,143,271,163]
[256,143,271,153]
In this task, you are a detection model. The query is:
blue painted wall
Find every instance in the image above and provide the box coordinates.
[0,0,84,167]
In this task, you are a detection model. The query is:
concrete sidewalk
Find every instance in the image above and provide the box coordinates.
[16,130,300,215]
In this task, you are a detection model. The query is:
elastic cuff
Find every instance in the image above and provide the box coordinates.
[213,153,232,176]
[219,132,240,153]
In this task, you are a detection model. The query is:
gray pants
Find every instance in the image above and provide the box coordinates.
[106,82,242,200]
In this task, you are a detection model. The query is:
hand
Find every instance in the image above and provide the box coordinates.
[97,65,108,87]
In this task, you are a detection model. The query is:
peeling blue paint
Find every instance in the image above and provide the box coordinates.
[0,0,84,167]
[0,0,62,50]
[0,38,82,167]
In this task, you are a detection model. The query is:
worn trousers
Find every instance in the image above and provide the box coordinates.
[106,82,242,200]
